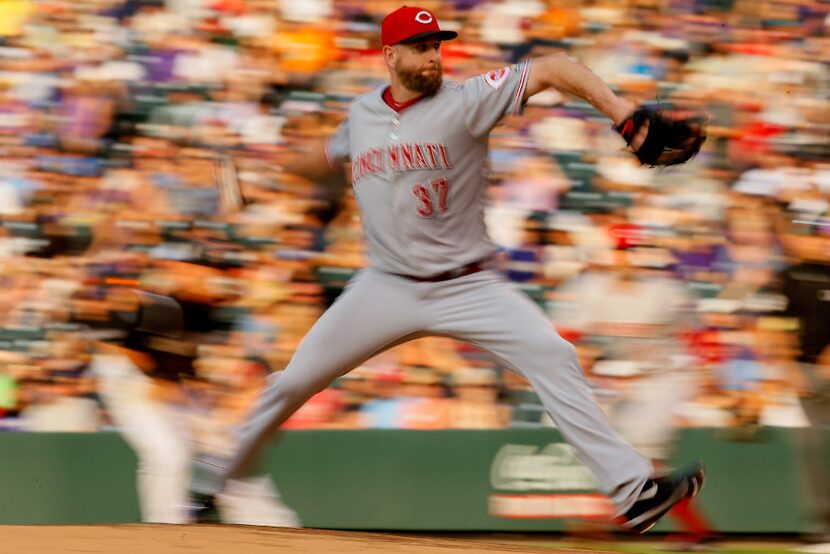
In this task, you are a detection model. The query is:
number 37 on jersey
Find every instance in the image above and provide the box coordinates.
[412,177,449,218]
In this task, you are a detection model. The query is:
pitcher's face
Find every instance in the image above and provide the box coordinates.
[391,40,443,96]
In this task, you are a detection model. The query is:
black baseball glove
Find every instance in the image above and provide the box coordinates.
[615,103,707,166]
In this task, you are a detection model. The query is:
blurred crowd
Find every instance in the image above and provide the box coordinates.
[0,0,827,438]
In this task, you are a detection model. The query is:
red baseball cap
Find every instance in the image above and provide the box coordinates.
[381,6,458,47]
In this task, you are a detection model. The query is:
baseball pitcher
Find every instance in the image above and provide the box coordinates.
[198,5,707,533]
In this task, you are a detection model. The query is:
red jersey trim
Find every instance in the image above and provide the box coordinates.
[382,86,425,112]
[509,60,532,116]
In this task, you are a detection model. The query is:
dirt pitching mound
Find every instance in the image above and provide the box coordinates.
[0,525,619,554]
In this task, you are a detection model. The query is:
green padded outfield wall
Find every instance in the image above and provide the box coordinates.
[0,433,141,523]
[0,429,823,531]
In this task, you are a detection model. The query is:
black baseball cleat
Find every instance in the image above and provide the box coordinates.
[619,461,705,534]
[188,492,220,524]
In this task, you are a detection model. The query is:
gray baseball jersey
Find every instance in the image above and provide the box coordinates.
[325,61,532,277]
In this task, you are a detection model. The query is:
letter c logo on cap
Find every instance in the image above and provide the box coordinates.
[415,10,433,24]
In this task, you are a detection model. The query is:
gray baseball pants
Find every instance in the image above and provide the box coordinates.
[199,268,651,513]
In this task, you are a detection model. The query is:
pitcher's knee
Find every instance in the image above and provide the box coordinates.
[553,336,579,363]
[531,333,579,366]
[263,371,322,408]
[516,336,583,385]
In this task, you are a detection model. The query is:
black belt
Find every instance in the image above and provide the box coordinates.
[399,260,488,283]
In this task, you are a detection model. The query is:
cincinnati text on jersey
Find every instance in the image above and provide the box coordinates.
[352,142,453,182]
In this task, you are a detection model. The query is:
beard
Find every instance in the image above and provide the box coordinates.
[395,59,443,96]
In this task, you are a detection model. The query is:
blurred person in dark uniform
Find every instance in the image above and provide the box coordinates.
[779,214,830,550]
[780,222,830,366]
[81,260,299,526]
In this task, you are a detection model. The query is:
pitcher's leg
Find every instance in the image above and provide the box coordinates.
[217,476,302,527]
[428,272,651,513]
[202,270,426,493]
